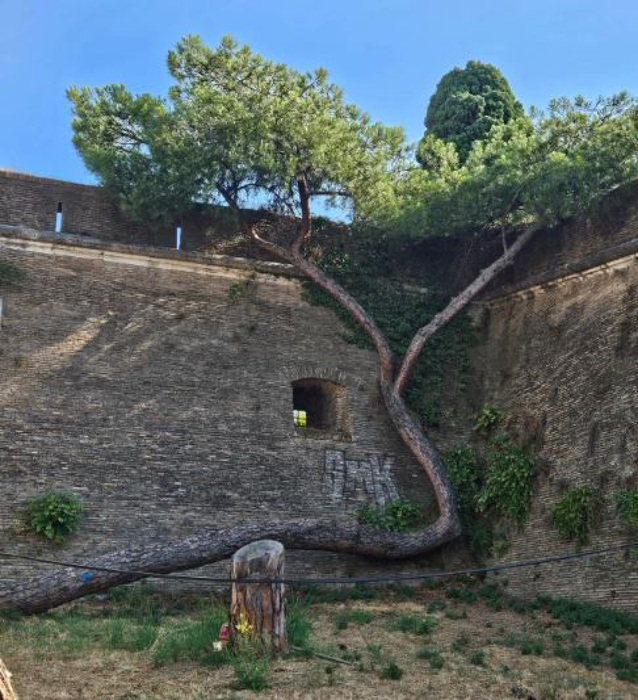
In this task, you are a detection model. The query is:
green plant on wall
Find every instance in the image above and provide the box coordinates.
[355,500,425,532]
[444,445,496,556]
[444,406,539,558]
[615,489,638,530]
[473,404,505,435]
[477,435,537,527]
[24,492,84,544]
[552,486,602,545]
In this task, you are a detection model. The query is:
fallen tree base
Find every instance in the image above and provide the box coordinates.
[0,515,460,614]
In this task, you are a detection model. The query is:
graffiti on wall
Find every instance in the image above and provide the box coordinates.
[324,449,400,506]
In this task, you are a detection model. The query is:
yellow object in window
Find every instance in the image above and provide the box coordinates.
[293,409,307,427]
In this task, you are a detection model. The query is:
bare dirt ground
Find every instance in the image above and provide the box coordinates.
[2,585,637,699]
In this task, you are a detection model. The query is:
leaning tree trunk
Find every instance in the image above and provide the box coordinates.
[0,659,17,700]
[0,518,457,614]
[230,540,287,655]
[0,224,541,614]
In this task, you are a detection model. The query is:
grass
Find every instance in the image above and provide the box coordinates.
[287,600,312,648]
[469,650,486,666]
[334,609,375,631]
[417,644,445,670]
[451,631,470,653]
[3,582,638,697]
[232,652,270,691]
[536,595,638,634]
[378,661,403,680]
[293,584,377,605]
[150,605,229,667]
[392,614,437,635]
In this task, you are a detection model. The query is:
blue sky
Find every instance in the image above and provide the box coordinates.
[1,0,636,184]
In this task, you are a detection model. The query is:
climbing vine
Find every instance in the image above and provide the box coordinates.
[303,228,476,426]
[444,405,539,558]
[551,486,602,546]
[615,489,638,530]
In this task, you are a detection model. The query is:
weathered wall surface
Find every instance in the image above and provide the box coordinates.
[0,170,265,255]
[0,170,154,242]
[476,251,638,610]
[1,170,637,607]
[0,233,438,585]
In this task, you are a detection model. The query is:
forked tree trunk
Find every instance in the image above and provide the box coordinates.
[0,224,540,614]
[230,540,287,655]
[0,659,17,700]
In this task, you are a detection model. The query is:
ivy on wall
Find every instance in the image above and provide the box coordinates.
[444,406,539,558]
[551,486,602,546]
[303,229,476,426]
[615,489,638,530]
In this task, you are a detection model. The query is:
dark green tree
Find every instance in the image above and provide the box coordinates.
[417,60,524,165]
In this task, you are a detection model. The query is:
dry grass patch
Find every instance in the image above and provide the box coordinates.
[1,583,638,698]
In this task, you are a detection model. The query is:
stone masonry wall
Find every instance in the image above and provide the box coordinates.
[0,170,264,254]
[0,170,158,243]
[1,169,637,607]
[0,233,439,586]
[477,253,638,610]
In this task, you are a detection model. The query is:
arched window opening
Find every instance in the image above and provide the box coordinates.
[292,378,348,434]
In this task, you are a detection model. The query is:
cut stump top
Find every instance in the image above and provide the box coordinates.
[232,539,284,564]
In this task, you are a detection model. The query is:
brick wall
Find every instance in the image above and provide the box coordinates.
[0,232,439,585]
[0,170,268,255]
[476,254,638,610]
[1,170,637,605]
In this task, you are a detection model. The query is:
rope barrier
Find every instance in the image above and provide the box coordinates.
[0,541,636,586]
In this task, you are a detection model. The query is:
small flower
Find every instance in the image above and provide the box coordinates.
[236,611,253,635]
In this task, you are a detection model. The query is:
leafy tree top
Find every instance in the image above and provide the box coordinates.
[418,60,524,165]
[401,93,638,240]
[68,35,407,225]
[68,38,637,251]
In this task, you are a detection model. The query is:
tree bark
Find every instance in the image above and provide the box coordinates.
[0,659,17,700]
[230,540,287,655]
[0,518,458,614]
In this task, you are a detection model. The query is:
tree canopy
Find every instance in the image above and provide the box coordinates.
[68,35,406,225]
[68,40,637,249]
[417,60,524,165]
[402,93,638,240]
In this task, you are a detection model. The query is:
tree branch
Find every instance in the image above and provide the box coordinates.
[291,177,312,255]
[393,223,542,397]
[0,516,459,614]
[250,229,394,383]
[310,189,350,197]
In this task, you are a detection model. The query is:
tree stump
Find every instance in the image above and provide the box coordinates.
[0,659,17,700]
[230,539,288,655]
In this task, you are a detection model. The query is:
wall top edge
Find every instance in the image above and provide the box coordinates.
[0,224,303,280]
[481,238,638,305]
[0,169,101,191]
